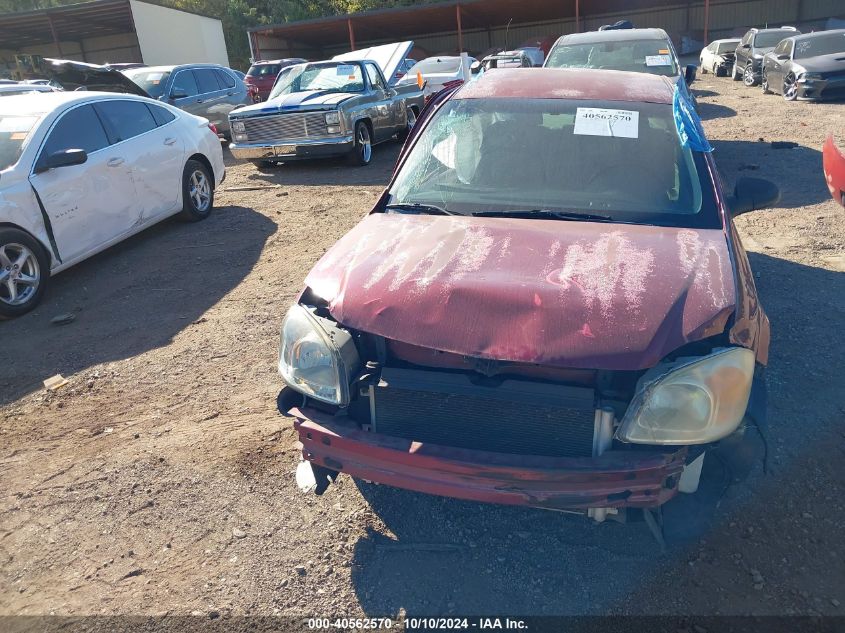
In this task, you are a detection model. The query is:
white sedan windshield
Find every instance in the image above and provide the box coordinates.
[0,114,40,171]
[390,98,711,226]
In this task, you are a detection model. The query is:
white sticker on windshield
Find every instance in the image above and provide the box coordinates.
[573,108,639,138]
[146,72,164,81]
[336,64,356,76]
[645,55,672,66]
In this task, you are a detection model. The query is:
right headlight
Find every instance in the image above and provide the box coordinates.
[232,120,246,133]
[616,347,755,445]
[278,304,360,406]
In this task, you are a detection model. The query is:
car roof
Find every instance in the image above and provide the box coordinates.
[0,90,150,114]
[557,28,670,45]
[750,27,798,33]
[457,68,674,104]
[712,38,741,43]
[130,64,225,72]
[789,29,845,42]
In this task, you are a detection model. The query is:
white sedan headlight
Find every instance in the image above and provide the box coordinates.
[616,348,755,445]
[278,304,360,406]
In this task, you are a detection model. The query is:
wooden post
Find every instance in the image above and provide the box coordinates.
[347,18,356,51]
[703,0,710,45]
[47,14,64,57]
[575,0,580,33]
[456,4,463,54]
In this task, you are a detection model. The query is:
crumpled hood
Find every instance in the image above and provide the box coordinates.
[305,214,737,371]
[231,90,353,117]
[43,58,149,96]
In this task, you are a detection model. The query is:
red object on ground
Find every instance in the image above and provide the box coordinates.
[823,135,845,207]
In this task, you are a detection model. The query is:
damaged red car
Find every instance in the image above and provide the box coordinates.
[277,68,780,524]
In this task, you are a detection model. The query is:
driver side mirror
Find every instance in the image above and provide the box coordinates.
[470,61,482,75]
[34,148,87,174]
[685,64,697,84]
[169,89,188,100]
[727,177,780,216]
[740,43,751,49]
[777,53,789,60]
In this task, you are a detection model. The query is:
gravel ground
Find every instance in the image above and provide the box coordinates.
[1,75,843,620]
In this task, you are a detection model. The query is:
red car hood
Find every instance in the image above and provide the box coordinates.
[305,214,737,370]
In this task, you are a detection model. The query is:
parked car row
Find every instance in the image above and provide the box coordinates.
[701,26,845,102]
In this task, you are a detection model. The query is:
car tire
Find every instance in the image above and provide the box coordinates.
[348,121,372,166]
[761,70,771,94]
[397,107,417,142]
[0,228,50,319]
[178,159,214,222]
[743,62,757,86]
[731,62,742,81]
[782,73,798,101]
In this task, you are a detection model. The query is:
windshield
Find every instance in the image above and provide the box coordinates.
[0,114,40,171]
[794,33,845,58]
[389,98,716,228]
[123,69,171,98]
[248,63,281,77]
[410,58,462,75]
[546,40,679,77]
[717,41,739,54]
[754,31,794,48]
[269,62,365,98]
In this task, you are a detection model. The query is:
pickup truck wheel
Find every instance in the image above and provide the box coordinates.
[178,159,214,222]
[0,228,49,319]
[348,122,372,166]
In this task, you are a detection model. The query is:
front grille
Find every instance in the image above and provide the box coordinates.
[371,368,596,458]
[242,113,332,142]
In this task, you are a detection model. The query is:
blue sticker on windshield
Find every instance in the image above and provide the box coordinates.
[673,86,712,153]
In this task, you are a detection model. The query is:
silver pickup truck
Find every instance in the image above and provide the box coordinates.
[229,41,425,167]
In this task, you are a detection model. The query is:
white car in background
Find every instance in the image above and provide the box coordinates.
[0,84,59,97]
[699,38,742,76]
[397,56,476,102]
[0,91,224,318]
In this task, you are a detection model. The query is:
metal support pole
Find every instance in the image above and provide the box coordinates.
[575,0,580,33]
[47,15,64,58]
[347,18,356,51]
[703,0,710,45]
[456,4,463,54]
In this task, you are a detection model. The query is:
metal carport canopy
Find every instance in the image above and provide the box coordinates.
[248,0,699,50]
[0,0,135,52]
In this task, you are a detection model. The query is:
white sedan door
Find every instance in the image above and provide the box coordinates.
[94,100,184,221]
[29,103,139,266]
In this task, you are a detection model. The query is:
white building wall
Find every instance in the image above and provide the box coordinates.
[130,0,229,66]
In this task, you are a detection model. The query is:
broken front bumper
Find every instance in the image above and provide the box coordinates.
[291,407,686,511]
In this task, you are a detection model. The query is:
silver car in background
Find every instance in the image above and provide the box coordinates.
[229,42,424,168]
[123,64,250,137]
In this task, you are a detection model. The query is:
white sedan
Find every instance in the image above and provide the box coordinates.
[699,38,742,76]
[0,91,224,317]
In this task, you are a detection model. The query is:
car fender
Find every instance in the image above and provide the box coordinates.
[823,135,845,207]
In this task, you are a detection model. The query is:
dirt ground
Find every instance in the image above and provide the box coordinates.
[1,76,844,621]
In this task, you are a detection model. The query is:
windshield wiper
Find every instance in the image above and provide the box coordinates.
[472,209,617,222]
[385,203,457,216]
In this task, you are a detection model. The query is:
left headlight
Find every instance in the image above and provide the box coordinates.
[799,72,823,82]
[616,347,755,445]
[278,304,360,406]
[232,120,246,133]
[324,111,340,125]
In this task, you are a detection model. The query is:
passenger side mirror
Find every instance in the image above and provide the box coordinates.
[170,89,188,100]
[34,148,87,173]
[470,61,482,75]
[685,64,697,84]
[777,53,789,60]
[740,43,751,49]
[727,177,780,216]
